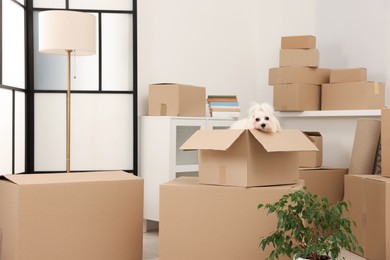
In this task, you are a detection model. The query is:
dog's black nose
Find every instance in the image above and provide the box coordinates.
[261,123,266,128]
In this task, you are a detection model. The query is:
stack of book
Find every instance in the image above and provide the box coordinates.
[207,95,240,118]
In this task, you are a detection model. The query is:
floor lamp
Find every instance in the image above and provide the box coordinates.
[38,11,96,173]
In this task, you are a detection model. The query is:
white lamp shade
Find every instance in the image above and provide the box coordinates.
[39,10,96,56]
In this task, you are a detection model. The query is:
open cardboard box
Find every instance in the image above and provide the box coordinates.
[0,171,143,260]
[181,129,318,187]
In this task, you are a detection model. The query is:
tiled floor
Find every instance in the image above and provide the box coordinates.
[142,230,366,260]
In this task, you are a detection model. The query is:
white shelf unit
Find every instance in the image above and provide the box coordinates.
[140,116,236,221]
[276,109,381,170]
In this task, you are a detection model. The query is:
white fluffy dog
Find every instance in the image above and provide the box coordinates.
[230,102,281,133]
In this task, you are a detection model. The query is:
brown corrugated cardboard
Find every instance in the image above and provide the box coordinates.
[269,66,330,85]
[321,81,385,110]
[281,35,316,49]
[330,68,367,83]
[273,84,321,111]
[159,177,301,260]
[299,168,347,204]
[279,49,320,67]
[180,129,318,187]
[148,83,206,116]
[343,174,390,260]
[299,132,323,167]
[0,171,143,260]
[382,108,390,177]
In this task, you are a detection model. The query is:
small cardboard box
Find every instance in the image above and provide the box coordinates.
[330,68,367,83]
[299,168,347,204]
[299,131,323,167]
[0,171,144,260]
[148,83,206,116]
[383,108,390,177]
[343,174,390,260]
[180,129,318,187]
[269,66,330,85]
[281,35,316,49]
[321,81,385,110]
[279,49,320,67]
[159,177,301,260]
[273,83,321,111]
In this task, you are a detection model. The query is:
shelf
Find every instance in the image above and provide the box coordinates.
[275,109,381,118]
[175,164,199,173]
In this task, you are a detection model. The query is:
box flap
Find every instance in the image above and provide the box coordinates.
[249,129,319,152]
[180,129,245,151]
[1,171,138,185]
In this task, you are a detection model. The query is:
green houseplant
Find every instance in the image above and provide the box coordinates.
[258,187,363,260]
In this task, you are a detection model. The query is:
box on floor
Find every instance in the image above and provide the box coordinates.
[159,177,301,260]
[343,174,390,260]
[273,83,321,111]
[148,83,206,116]
[299,131,323,167]
[0,171,143,260]
[321,81,385,110]
[382,108,390,177]
[180,129,318,187]
[299,168,347,204]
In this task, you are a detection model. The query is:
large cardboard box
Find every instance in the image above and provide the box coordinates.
[343,174,390,260]
[299,168,347,204]
[160,177,301,260]
[299,132,323,167]
[181,129,318,187]
[382,108,390,177]
[330,68,367,83]
[269,66,330,85]
[321,81,385,110]
[0,171,143,260]
[279,49,319,67]
[148,83,206,116]
[281,35,316,49]
[273,83,321,111]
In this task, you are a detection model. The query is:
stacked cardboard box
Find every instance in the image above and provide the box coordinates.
[159,129,317,259]
[342,109,389,259]
[269,35,330,111]
[322,68,385,110]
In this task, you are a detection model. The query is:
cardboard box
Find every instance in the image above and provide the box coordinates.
[281,35,316,49]
[321,81,385,110]
[273,83,321,111]
[343,174,390,260]
[0,171,143,260]
[160,177,301,260]
[299,168,347,204]
[180,129,318,187]
[279,49,320,67]
[148,83,206,116]
[299,132,323,167]
[383,108,390,177]
[330,68,367,83]
[269,66,330,85]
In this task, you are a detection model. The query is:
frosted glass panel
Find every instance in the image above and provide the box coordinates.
[15,92,25,173]
[33,12,99,91]
[176,126,200,165]
[102,13,133,91]
[2,0,25,89]
[34,94,66,171]
[71,94,133,171]
[33,0,65,8]
[69,0,132,11]
[0,89,13,174]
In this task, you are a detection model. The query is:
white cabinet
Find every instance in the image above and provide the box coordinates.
[140,116,236,221]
